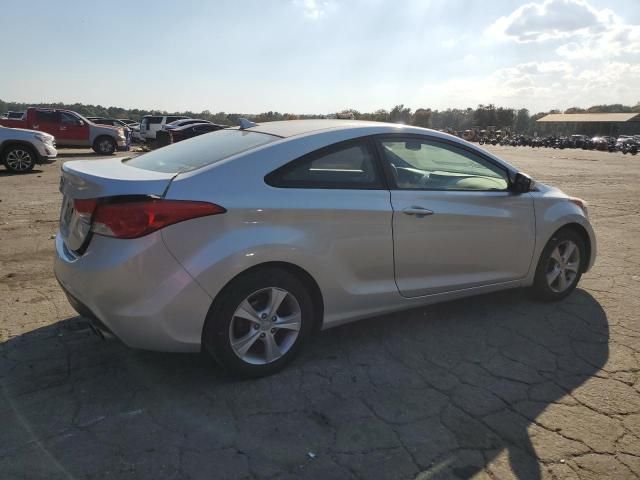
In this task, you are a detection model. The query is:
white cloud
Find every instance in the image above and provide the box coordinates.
[293,0,333,20]
[487,0,640,60]
[489,0,613,43]
[416,61,640,112]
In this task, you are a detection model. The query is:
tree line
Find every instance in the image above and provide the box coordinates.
[2,99,639,135]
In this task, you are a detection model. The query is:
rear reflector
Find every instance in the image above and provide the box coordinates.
[91,199,225,239]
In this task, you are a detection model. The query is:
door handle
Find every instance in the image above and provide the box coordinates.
[59,126,67,131]
[402,206,434,217]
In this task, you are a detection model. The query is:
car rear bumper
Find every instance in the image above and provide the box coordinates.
[53,231,212,352]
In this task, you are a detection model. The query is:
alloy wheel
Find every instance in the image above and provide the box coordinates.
[98,139,114,154]
[229,287,302,365]
[6,149,33,172]
[546,240,580,293]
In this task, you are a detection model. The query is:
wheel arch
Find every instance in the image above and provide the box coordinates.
[548,222,592,272]
[204,261,325,338]
[1,140,38,159]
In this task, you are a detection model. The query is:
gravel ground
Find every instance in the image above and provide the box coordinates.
[1,146,639,479]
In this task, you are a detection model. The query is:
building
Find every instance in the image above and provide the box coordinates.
[536,113,640,137]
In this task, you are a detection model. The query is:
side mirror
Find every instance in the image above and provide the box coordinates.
[510,172,533,194]
[78,120,85,126]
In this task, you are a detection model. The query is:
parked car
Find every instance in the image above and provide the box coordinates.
[128,123,144,143]
[591,136,616,151]
[157,122,225,146]
[139,115,189,141]
[619,138,639,155]
[0,108,127,154]
[54,120,596,377]
[87,117,131,130]
[615,135,634,151]
[5,111,25,120]
[162,119,212,130]
[0,125,57,172]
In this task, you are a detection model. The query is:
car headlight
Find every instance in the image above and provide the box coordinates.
[569,197,588,218]
[34,133,52,144]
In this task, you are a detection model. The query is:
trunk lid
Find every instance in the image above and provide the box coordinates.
[59,158,175,252]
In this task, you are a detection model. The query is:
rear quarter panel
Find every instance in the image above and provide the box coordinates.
[161,130,401,326]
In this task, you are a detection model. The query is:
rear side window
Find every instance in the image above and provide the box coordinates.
[193,124,218,133]
[266,140,382,189]
[36,110,58,123]
[125,129,277,173]
[145,116,163,125]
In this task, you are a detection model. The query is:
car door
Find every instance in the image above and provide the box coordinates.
[376,135,535,298]
[32,109,60,137]
[265,138,395,310]
[58,111,90,145]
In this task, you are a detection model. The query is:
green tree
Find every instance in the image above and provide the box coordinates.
[389,104,412,124]
[514,108,530,133]
[412,108,432,128]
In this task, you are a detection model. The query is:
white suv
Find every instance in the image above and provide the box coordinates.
[0,125,57,173]
[139,115,189,141]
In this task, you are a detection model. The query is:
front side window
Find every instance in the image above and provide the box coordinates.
[267,141,382,189]
[60,112,80,125]
[379,138,508,191]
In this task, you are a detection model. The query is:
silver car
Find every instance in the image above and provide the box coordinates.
[54,120,596,377]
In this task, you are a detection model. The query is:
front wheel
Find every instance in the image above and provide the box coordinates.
[202,268,315,378]
[92,136,117,155]
[3,145,36,173]
[532,228,585,301]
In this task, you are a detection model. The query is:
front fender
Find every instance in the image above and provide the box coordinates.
[528,197,596,284]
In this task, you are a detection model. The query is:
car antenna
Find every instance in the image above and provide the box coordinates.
[238,118,258,130]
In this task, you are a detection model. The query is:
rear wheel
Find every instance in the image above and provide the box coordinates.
[202,268,314,378]
[3,145,36,173]
[532,228,585,301]
[92,136,116,155]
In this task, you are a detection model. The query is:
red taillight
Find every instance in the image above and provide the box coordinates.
[91,200,225,239]
[74,199,97,216]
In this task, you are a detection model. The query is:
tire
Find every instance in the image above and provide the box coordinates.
[3,145,36,173]
[202,268,315,378]
[92,136,117,155]
[532,228,585,301]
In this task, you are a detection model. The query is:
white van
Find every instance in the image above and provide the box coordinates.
[139,115,188,141]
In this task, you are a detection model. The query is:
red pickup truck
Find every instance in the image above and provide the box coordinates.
[0,107,127,155]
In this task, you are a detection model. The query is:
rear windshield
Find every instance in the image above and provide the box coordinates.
[124,129,278,173]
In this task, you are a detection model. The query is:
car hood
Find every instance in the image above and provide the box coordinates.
[534,181,568,198]
[1,126,54,139]
[90,124,123,135]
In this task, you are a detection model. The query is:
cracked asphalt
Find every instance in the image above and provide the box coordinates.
[1,146,639,479]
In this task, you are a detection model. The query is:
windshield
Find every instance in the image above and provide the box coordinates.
[71,111,93,124]
[125,129,278,173]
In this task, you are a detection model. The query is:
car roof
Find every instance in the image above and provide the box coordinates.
[245,119,395,138]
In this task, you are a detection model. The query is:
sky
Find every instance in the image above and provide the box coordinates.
[1,0,639,114]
